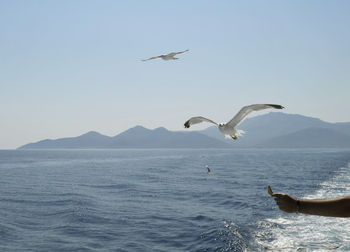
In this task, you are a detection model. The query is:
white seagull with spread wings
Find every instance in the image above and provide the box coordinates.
[142,49,189,61]
[184,104,285,140]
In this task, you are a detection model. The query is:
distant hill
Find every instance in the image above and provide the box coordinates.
[199,112,350,148]
[18,126,231,149]
[19,131,113,149]
[257,127,350,148]
[107,126,231,148]
[18,113,350,149]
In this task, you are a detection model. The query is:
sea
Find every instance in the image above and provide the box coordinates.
[0,149,350,252]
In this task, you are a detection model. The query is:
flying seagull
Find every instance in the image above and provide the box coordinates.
[184,104,285,140]
[142,49,189,61]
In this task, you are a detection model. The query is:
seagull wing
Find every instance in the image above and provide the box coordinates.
[226,104,284,128]
[141,55,162,61]
[168,49,189,57]
[184,116,218,128]
[175,49,189,55]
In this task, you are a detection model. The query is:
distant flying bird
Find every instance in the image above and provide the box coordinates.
[142,49,189,61]
[184,104,285,140]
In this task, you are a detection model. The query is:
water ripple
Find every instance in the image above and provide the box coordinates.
[0,149,349,251]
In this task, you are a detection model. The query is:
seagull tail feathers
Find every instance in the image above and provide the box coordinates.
[224,130,245,139]
[236,130,245,136]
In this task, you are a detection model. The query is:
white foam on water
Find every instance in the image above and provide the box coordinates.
[258,162,350,251]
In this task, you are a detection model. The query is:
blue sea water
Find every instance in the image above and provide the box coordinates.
[0,149,350,252]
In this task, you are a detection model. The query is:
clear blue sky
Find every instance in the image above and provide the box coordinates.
[1,0,349,149]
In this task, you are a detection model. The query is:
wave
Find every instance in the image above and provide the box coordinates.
[256,162,350,251]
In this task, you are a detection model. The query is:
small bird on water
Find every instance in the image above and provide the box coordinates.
[206,164,211,173]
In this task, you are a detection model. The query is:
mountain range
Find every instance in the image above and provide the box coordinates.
[19,126,231,149]
[200,112,350,148]
[18,112,350,149]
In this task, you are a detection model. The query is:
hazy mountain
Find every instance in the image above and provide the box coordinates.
[18,126,231,149]
[107,126,232,148]
[18,113,350,149]
[19,131,113,149]
[258,128,350,148]
[199,112,350,147]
